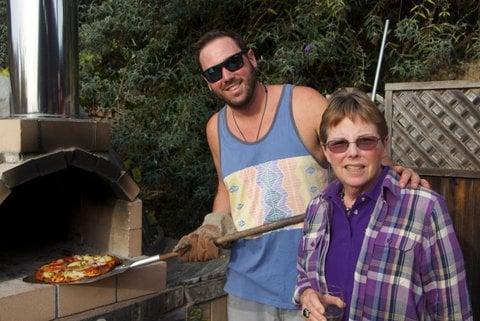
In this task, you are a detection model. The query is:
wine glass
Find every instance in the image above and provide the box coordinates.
[319,285,344,321]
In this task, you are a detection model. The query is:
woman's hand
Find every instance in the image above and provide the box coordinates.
[393,165,430,189]
[300,288,345,321]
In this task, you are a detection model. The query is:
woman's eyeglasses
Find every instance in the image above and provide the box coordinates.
[324,136,382,153]
[201,51,245,83]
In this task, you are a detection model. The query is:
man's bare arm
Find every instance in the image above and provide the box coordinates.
[291,86,329,167]
[206,113,231,213]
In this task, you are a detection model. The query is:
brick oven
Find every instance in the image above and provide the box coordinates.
[0,1,166,320]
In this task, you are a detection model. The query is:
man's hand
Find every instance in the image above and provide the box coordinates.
[173,212,237,262]
[393,165,430,189]
[174,225,221,262]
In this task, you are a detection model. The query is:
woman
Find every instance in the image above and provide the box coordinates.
[294,88,472,321]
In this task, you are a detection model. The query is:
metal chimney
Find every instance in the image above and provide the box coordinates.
[7,0,79,117]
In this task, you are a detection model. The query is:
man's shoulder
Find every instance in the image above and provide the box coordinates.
[292,85,327,99]
[206,111,222,144]
[206,112,218,129]
[292,84,320,94]
[266,84,327,106]
[289,85,328,135]
[206,106,226,128]
[291,85,328,111]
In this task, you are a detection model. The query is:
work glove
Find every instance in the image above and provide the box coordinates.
[173,212,237,262]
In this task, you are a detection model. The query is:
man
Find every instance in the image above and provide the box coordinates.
[175,30,427,321]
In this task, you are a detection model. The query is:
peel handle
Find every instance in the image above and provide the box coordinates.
[214,214,305,246]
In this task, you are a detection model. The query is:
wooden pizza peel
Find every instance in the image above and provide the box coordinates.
[23,214,305,285]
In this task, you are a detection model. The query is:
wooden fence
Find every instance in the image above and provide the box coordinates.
[384,81,480,319]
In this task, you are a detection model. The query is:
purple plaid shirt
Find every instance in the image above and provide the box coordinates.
[294,169,472,320]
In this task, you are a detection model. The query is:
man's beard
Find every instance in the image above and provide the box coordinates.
[215,68,257,109]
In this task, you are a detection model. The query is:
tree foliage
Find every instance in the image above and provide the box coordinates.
[0,0,479,237]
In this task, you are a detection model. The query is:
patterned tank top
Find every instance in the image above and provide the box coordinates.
[218,84,327,309]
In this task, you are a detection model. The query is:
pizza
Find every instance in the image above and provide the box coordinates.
[35,254,121,283]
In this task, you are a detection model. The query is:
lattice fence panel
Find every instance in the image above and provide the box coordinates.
[385,81,480,178]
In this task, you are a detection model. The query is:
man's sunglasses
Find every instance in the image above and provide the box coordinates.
[323,136,382,153]
[202,51,245,83]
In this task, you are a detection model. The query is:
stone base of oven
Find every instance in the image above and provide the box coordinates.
[55,289,227,321]
[0,260,166,321]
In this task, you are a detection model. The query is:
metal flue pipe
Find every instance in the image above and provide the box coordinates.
[7,0,79,117]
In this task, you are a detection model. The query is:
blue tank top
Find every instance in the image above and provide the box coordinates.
[218,84,327,309]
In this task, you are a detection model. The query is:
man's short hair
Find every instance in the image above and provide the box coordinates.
[195,30,248,67]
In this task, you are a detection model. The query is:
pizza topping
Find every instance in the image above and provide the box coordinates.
[66,261,82,268]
